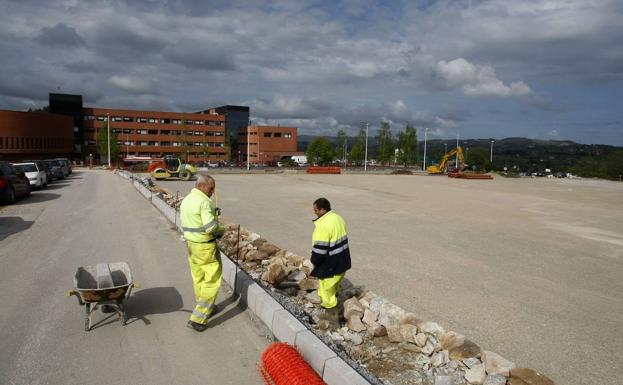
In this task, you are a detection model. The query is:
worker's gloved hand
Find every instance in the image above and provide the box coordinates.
[214,207,222,217]
[214,224,225,239]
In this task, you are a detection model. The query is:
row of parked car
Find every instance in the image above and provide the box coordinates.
[0,158,73,204]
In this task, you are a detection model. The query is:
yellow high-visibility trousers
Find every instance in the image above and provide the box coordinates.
[187,241,222,325]
[318,273,345,309]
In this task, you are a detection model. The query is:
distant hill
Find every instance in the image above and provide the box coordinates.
[298,135,622,174]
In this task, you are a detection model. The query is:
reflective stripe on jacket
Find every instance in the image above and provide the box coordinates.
[180,188,222,243]
[310,210,352,279]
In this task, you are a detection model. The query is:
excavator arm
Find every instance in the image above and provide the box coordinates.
[427,146,465,174]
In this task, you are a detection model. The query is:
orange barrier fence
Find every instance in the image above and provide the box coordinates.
[306,166,341,174]
[258,343,326,385]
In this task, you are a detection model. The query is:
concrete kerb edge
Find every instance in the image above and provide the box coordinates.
[115,170,372,384]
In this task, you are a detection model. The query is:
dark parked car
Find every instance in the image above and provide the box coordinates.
[0,161,30,204]
[54,158,72,175]
[45,159,65,180]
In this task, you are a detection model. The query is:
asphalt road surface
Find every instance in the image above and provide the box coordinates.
[160,172,623,385]
[0,170,269,385]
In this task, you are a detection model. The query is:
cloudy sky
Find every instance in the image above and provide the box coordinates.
[1,0,622,145]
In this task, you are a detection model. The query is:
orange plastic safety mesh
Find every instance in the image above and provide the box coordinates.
[259,342,326,385]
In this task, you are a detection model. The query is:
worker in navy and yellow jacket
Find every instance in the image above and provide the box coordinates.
[310,197,351,328]
[180,174,224,332]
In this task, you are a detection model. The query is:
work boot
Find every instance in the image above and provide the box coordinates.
[186,320,209,332]
[318,306,340,330]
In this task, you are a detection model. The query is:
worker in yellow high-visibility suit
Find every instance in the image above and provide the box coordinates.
[310,197,352,329]
[180,174,224,332]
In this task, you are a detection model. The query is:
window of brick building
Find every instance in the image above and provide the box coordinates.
[274,132,282,138]
[264,132,272,137]
[284,133,292,138]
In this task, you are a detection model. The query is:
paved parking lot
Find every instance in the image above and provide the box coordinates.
[0,170,269,385]
[160,172,623,385]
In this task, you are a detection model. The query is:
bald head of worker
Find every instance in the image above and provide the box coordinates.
[196,174,215,197]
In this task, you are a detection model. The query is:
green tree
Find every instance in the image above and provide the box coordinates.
[177,124,191,162]
[396,123,418,166]
[465,147,490,171]
[348,125,366,165]
[335,129,347,161]
[97,121,121,164]
[605,150,623,180]
[202,134,211,160]
[376,121,394,165]
[306,137,335,165]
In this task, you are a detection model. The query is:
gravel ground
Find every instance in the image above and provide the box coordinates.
[158,173,623,385]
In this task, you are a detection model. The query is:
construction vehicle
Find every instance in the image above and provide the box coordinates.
[148,155,197,181]
[427,146,466,174]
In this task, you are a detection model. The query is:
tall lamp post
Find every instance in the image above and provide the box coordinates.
[490,140,495,163]
[364,122,369,171]
[246,120,250,171]
[107,113,111,168]
[423,127,429,171]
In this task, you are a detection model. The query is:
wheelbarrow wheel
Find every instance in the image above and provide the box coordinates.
[84,303,91,331]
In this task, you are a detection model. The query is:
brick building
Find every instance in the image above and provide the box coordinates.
[82,107,227,163]
[2,93,300,165]
[0,110,73,161]
[238,125,300,164]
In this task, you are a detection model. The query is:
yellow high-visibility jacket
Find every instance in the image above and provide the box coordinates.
[311,210,352,278]
[180,188,223,243]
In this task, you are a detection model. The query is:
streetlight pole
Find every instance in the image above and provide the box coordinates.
[490,140,495,163]
[246,120,250,171]
[364,122,369,171]
[423,127,429,171]
[107,113,111,168]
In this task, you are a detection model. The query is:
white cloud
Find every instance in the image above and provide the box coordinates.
[435,58,532,97]
[107,75,156,94]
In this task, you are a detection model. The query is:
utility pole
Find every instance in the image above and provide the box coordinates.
[364,122,369,171]
[490,140,495,162]
[246,120,250,171]
[107,113,111,168]
[423,127,429,171]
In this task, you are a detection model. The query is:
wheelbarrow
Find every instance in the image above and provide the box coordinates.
[67,262,139,331]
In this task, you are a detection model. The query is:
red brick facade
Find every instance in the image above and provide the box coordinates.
[238,125,299,164]
[82,108,227,162]
[0,110,73,161]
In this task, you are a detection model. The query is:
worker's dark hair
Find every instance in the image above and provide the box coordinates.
[314,197,331,211]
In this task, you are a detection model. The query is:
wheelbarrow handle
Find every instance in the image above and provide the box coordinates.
[66,290,85,306]
[126,282,140,298]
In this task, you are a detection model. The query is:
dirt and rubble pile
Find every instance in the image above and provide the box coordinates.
[214,224,557,385]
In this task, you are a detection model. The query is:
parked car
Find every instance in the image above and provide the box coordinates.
[45,159,65,180]
[53,158,69,177]
[0,161,30,204]
[55,158,72,175]
[13,162,47,189]
[25,160,52,183]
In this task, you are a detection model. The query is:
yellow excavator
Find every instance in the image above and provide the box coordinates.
[427,146,466,174]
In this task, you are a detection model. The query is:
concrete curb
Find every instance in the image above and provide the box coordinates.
[115,170,372,385]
